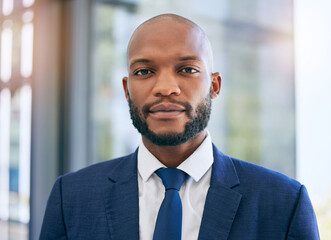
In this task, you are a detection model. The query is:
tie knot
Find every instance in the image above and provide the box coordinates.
[156,168,187,191]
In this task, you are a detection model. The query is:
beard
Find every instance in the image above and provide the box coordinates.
[127,89,212,146]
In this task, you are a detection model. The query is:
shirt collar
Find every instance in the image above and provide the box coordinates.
[138,131,214,182]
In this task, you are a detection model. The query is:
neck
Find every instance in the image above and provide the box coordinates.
[142,130,207,168]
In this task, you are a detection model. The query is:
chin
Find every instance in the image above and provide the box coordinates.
[147,121,186,134]
[150,127,185,136]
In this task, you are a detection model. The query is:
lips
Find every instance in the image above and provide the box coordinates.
[149,103,186,118]
[149,104,185,113]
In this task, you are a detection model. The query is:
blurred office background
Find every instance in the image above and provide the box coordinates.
[0,0,330,239]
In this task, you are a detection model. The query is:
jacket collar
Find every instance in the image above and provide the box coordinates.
[104,150,140,240]
[198,144,242,240]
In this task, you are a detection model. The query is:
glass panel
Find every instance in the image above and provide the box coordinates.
[0,87,30,240]
[90,5,138,162]
[20,23,34,78]
[223,0,295,176]
[89,0,295,178]
[1,2,34,239]
[9,87,21,224]
[18,85,31,224]
[2,0,13,16]
[1,22,13,82]
[0,88,11,221]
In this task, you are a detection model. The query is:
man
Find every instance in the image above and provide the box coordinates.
[40,14,319,240]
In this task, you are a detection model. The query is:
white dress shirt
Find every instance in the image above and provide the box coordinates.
[137,132,214,240]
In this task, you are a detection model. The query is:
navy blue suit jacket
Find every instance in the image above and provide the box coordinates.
[40,145,319,239]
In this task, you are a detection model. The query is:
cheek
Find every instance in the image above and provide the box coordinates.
[129,78,154,93]
[189,87,211,110]
[128,84,147,103]
[186,81,211,101]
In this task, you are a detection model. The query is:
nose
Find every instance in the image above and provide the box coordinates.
[152,70,181,97]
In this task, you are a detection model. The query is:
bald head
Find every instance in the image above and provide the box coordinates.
[127,14,214,72]
[133,14,203,36]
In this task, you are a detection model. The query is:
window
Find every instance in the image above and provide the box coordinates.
[0,0,34,239]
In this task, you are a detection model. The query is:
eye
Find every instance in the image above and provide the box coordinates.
[134,69,152,76]
[180,67,199,73]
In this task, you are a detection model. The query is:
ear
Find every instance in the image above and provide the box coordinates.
[211,72,221,99]
[122,77,130,101]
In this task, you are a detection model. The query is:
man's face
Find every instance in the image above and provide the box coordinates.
[123,19,220,146]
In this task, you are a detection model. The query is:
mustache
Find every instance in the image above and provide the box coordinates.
[141,98,193,118]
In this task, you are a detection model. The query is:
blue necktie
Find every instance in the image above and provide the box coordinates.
[153,168,188,240]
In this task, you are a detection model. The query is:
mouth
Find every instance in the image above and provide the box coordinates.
[149,103,186,118]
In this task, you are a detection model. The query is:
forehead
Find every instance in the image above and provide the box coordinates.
[127,19,209,65]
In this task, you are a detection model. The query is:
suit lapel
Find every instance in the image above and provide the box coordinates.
[198,145,242,240]
[104,150,139,240]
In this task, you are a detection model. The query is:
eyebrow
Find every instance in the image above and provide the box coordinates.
[178,56,201,61]
[129,58,153,68]
[129,56,201,68]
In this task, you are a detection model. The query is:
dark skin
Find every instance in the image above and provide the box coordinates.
[122,16,221,167]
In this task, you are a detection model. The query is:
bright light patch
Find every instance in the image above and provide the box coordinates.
[1,27,13,82]
[23,0,35,8]
[22,11,34,23]
[0,88,11,221]
[2,0,13,16]
[20,24,34,78]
